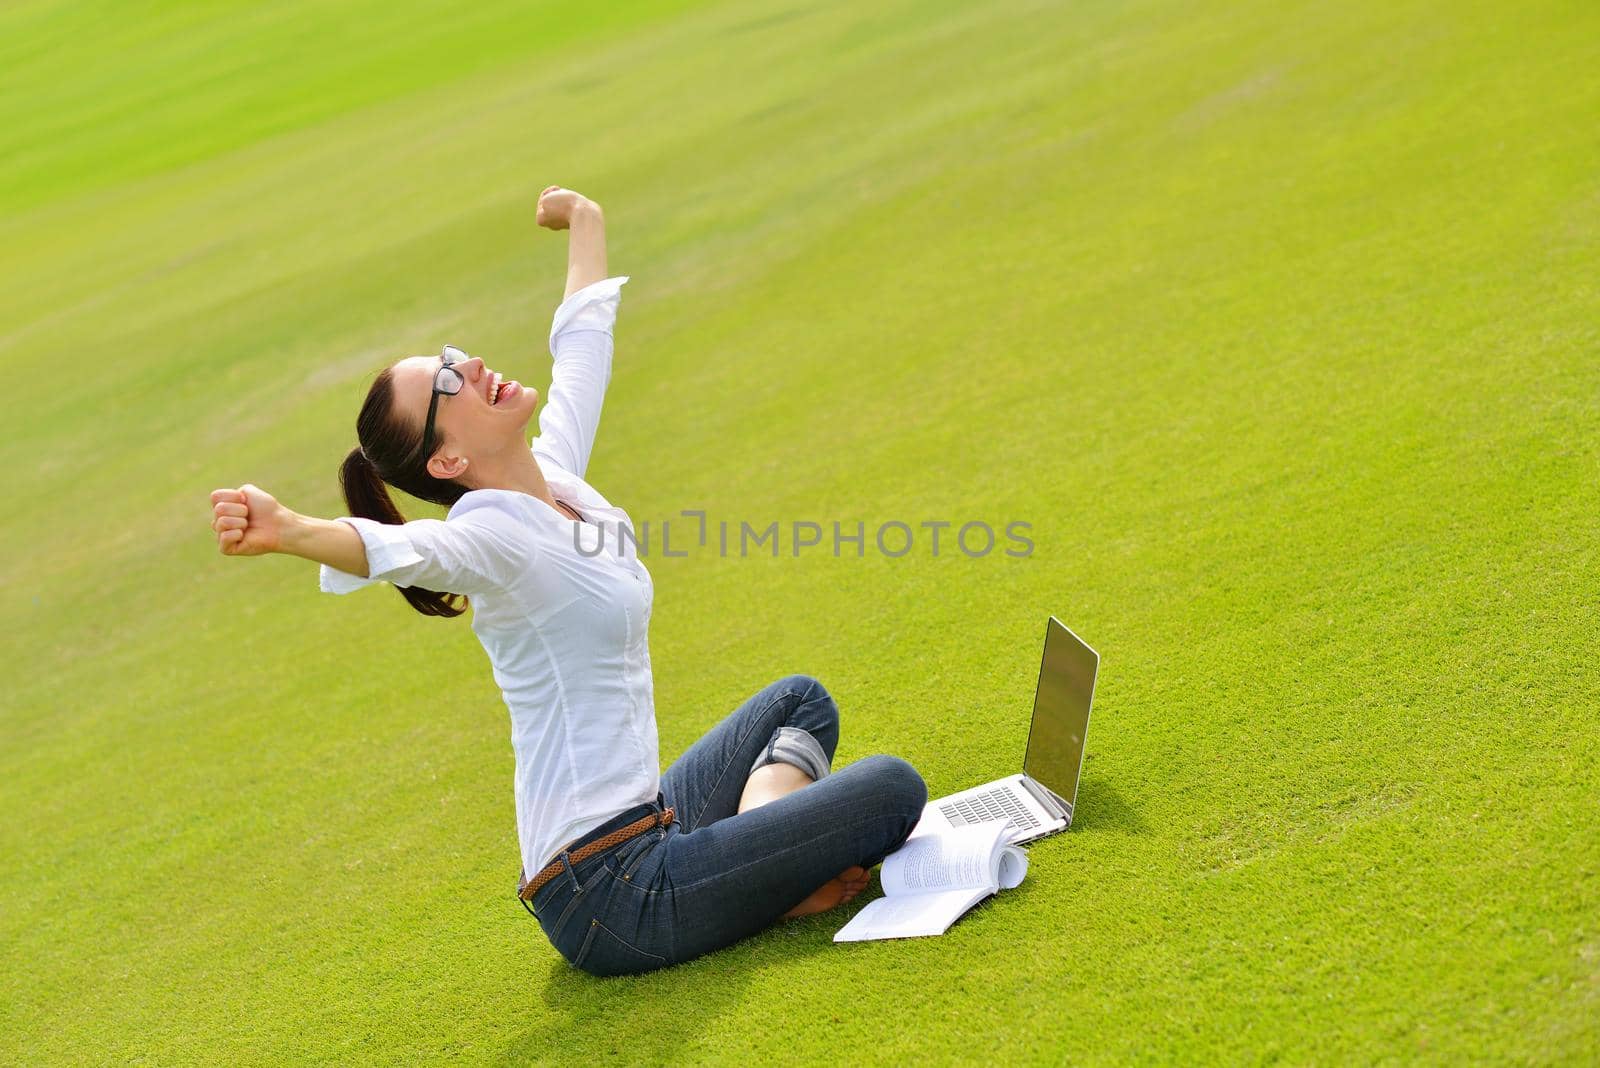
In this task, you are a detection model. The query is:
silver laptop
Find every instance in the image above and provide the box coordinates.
[916,617,1099,844]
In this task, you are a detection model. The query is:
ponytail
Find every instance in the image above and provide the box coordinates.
[342,367,472,619]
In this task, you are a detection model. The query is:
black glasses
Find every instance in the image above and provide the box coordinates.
[419,345,469,461]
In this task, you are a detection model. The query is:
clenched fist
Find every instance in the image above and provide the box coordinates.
[210,484,290,556]
[536,185,598,230]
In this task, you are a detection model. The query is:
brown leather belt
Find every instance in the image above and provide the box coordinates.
[518,806,675,902]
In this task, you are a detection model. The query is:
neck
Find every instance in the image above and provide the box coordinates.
[465,444,560,507]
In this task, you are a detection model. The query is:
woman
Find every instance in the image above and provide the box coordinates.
[208,186,927,977]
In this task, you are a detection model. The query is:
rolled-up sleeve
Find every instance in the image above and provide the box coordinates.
[533,275,629,478]
[318,503,535,598]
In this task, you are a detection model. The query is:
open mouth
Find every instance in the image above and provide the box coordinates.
[487,371,520,406]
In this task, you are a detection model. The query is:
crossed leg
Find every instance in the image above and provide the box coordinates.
[658,675,926,941]
[739,761,872,916]
[661,674,843,834]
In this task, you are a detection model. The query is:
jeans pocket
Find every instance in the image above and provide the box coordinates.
[540,860,612,952]
[617,830,663,883]
[573,918,670,978]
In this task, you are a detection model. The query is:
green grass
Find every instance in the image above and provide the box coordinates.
[3,0,1598,1062]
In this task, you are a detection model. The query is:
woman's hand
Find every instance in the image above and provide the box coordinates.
[536,185,598,231]
[210,484,291,556]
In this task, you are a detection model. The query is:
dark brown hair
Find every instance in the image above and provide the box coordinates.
[339,367,468,618]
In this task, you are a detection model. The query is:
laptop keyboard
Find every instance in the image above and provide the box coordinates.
[940,786,1041,832]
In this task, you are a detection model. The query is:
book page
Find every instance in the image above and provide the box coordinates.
[833,825,1031,942]
[833,887,992,942]
[997,844,1027,890]
[881,822,1011,896]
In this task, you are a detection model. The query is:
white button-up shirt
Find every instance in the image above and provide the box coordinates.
[318,276,660,877]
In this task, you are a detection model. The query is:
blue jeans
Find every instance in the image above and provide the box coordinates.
[521,675,927,976]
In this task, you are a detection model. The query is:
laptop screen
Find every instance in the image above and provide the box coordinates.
[1022,617,1099,811]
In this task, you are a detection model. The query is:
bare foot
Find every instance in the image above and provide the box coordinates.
[783,866,871,919]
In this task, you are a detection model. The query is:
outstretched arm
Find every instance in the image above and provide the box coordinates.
[210,485,536,598]
[211,485,369,574]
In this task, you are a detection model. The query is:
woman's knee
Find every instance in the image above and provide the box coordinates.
[855,753,927,817]
[776,674,839,756]
[777,673,832,710]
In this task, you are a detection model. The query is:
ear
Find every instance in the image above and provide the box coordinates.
[427,451,469,481]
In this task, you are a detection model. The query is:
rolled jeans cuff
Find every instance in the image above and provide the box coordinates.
[749,726,831,783]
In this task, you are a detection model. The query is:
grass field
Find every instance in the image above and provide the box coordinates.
[3,0,1598,1062]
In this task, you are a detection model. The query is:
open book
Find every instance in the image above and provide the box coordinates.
[834,820,1029,942]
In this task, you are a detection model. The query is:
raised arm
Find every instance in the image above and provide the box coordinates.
[532,275,629,478]
[565,200,607,299]
[534,186,607,299]
[531,188,629,478]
